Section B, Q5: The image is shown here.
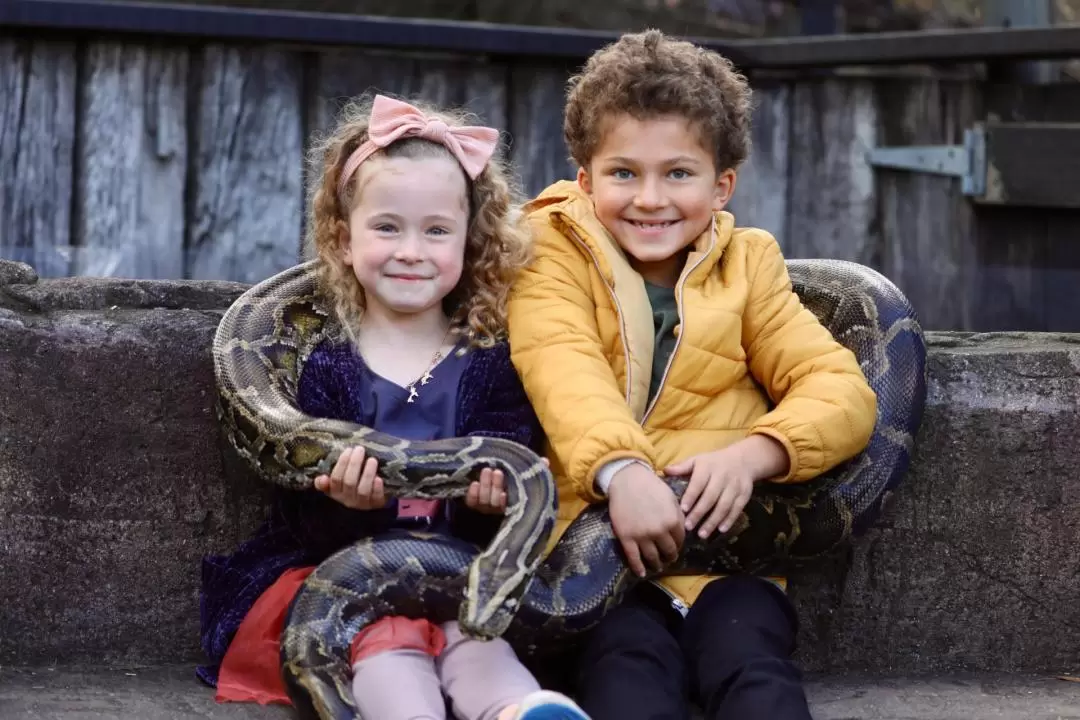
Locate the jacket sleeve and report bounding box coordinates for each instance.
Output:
[508,219,657,503]
[742,232,878,483]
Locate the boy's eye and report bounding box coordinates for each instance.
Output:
[669,169,691,180]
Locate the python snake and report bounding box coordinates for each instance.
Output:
[212,258,927,719]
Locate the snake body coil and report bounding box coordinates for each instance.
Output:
[212,258,927,719]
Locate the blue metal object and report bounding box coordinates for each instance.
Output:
[867,125,987,197]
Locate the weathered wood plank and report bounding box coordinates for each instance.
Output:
[508,61,579,198]
[75,42,187,279]
[876,77,980,332]
[785,79,879,266]
[0,38,76,277]
[1042,209,1080,331]
[729,81,791,248]
[187,45,304,283]
[981,122,1080,209]
[979,82,1080,332]
[310,49,507,137]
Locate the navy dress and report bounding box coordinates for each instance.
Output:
[198,338,544,686]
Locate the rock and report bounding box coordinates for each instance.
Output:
[0,259,39,286]
[0,277,268,667]
[1,276,249,312]
[790,332,1080,675]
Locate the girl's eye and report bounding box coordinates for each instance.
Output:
[374,224,396,233]
[669,169,690,180]
[428,226,450,236]
[612,169,634,180]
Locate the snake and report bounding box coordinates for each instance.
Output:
[211,257,927,719]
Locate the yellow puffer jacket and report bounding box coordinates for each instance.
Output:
[508,180,877,608]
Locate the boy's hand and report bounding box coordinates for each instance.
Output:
[608,463,685,578]
[665,434,789,538]
[465,468,507,515]
[315,446,387,510]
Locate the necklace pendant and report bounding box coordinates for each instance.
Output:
[407,386,418,403]
[419,370,433,386]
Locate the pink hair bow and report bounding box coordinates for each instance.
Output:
[337,94,500,197]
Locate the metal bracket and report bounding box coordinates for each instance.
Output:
[867,124,986,196]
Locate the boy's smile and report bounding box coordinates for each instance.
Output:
[578,114,735,287]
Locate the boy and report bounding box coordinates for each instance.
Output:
[507,30,877,720]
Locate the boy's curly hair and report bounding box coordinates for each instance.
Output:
[565,29,752,173]
[304,95,530,348]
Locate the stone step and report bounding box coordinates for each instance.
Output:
[2,667,1080,719]
[2,262,1080,675]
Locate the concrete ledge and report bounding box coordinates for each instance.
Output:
[789,332,1080,675]
[2,262,1079,674]
[2,668,1080,720]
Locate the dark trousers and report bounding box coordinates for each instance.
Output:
[574,575,813,720]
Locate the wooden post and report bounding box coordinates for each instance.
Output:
[508,61,579,198]
[984,0,1058,84]
[186,46,304,283]
[728,82,791,246]
[800,0,838,35]
[784,78,879,266]
[75,42,188,279]
[0,39,76,277]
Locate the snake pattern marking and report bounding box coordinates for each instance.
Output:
[212,258,927,719]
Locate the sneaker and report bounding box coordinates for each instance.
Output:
[513,690,590,720]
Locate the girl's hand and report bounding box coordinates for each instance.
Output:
[465,468,507,515]
[315,446,388,510]
[464,458,549,516]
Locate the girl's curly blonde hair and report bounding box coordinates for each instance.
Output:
[304,95,531,348]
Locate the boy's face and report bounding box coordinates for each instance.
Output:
[578,114,735,287]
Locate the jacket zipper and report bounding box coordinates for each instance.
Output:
[650,580,690,617]
[641,235,714,425]
[566,226,634,407]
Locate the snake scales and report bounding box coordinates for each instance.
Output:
[212,258,927,719]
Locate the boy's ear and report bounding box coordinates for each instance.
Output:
[576,166,593,195]
[712,168,737,212]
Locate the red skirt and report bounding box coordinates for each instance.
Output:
[215,566,447,705]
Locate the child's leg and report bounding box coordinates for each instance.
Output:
[680,575,812,720]
[436,621,543,720]
[352,647,447,720]
[572,585,688,720]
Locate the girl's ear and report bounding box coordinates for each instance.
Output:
[338,224,352,265]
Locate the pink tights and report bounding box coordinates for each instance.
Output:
[351,621,541,720]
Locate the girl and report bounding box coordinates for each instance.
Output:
[199,93,588,720]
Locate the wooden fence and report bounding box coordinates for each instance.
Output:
[3,19,1080,332]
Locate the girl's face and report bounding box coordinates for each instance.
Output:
[341,155,469,320]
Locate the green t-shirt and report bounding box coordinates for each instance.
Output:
[644,281,679,404]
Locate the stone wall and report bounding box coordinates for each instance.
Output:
[2,259,1079,675]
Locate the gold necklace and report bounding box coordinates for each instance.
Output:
[405,330,452,404]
